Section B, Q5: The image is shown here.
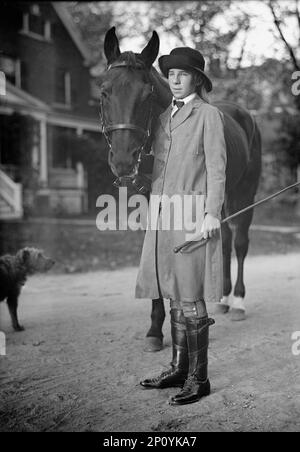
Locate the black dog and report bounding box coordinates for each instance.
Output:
[0,248,55,331]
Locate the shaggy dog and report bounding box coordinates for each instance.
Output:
[0,248,55,331]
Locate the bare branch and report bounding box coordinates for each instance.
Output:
[296,0,300,42]
[235,22,250,73]
[268,0,300,70]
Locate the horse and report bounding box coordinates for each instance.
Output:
[99,27,262,352]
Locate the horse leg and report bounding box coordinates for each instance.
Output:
[144,298,165,352]
[230,209,253,321]
[216,221,233,314]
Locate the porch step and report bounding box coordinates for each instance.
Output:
[0,196,17,220]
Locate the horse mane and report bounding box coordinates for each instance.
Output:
[107,52,146,87]
[118,51,140,68]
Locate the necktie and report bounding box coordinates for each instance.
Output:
[174,100,184,109]
[172,100,185,118]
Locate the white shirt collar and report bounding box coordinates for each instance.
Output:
[171,92,197,116]
[173,92,197,105]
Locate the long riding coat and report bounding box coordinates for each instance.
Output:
[135,95,227,303]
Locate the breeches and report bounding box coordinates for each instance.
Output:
[170,298,207,319]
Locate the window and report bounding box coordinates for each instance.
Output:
[51,126,77,169]
[20,61,28,91]
[0,56,21,88]
[55,69,71,106]
[28,14,44,36]
[0,56,16,85]
[21,11,51,41]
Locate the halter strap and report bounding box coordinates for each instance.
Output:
[99,58,154,181]
[105,123,149,138]
[107,60,146,71]
[99,60,153,147]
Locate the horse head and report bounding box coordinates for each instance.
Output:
[100,27,160,178]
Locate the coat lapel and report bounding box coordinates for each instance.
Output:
[159,104,172,137]
[170,96,204,131]
[158,96,205,134]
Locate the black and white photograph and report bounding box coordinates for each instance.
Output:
[0,0,299,434]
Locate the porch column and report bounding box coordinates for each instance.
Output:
[39,117,48,187]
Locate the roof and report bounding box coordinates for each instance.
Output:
[0,81,101,130]
[52,2,93,66]
[0,80,50,112]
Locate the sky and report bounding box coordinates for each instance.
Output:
[113,0,299,68]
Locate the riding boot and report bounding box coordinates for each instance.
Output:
[140,307,188,389]
[170,316,214,405]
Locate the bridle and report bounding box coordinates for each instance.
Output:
[99,60,154,187]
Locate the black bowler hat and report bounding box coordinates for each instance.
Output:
[158,47,213,92]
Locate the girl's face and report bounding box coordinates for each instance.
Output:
[168,68,197,99]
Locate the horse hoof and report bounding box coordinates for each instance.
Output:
[215,303,230,314]
[230,308,246,321]
[144,336,163,352]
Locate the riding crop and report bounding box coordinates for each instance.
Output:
[173,181,300,254]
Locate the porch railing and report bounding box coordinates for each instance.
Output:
[0,168,23,217]
[0,164,21,182]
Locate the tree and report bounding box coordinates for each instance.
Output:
[267,0,300,213]
[66,1,253,76]
[108,1,252,74]
[65,2,113,64]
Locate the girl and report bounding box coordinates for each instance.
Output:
[135,47,227,406]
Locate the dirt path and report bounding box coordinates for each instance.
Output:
[0,253,300,432]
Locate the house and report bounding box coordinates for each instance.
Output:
[0,1,104,218]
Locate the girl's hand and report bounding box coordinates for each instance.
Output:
[202,213,221,239]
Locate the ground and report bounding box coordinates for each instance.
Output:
[0,250,300,432]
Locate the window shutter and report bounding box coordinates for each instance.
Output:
[55,68,66,104]
[20,61,28,91]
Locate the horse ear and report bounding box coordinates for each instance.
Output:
[104,27,121,65]
[140,31,159,68]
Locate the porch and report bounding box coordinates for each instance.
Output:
[0,81,102,218]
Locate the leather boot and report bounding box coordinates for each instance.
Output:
[170,316,214,405]
[140,308,188,389]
